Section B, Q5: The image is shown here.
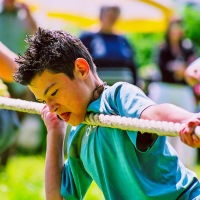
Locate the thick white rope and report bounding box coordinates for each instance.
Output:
[0,96,199,137]
[84,113,183,136]
[0,96,44,114]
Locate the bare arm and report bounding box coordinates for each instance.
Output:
[184,57,200,86]
[0,42,18,82]
[141,103,200,147]
[42,106,66,200]
[17,3,37,34]
[141,103,194,123]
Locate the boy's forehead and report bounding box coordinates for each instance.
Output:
[28,70,70,97]
[31,70,62,84]
[28,71,57,96]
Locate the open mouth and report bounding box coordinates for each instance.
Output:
[60,112,71,122]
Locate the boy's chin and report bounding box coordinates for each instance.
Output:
[67,118,84,126]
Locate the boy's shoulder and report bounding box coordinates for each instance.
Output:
[102,82,145,104]
[105,82,142,94]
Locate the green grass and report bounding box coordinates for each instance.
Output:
[0,155,45,200]
[0,155,104,200]
[0,155,200,200]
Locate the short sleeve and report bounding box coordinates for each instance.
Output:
[108,82,156,119]
[111,83,157,146]
[61,157,92,199]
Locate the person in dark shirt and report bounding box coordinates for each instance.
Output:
[148,18,198,167]
[79,5,138,86]
[157,19,196,84]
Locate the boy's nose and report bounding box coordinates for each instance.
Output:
[48,103,59,113]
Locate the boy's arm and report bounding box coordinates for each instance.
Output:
[0,42,18,82]
[141,103,200,148]
[42,106,67,200]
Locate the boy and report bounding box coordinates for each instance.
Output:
[12,28,200,200]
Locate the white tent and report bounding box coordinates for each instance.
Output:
[19,0,176,33]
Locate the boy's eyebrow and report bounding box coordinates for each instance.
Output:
[44,83,56,97]
[35,98,43,103]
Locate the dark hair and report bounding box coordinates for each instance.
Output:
[99,5,120,20]
[14,27,96,85]
[165,18,183,45]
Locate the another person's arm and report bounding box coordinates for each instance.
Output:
[41,105,66,200]
[17,3,37,34]
[0,42,18,82]
[141,103,200,148]
[184,58,200,86]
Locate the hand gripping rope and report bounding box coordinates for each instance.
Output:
[0,96,200,137]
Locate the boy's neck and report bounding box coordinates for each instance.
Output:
[93,82,107,100]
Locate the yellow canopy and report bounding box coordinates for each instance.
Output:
[18,0,176,33]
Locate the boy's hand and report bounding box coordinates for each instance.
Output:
[41,106,66,200]
[179,114,200,148]
[41,105,67,137]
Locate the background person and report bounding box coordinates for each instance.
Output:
[79,5,138,86]
[184,58,200,112]
[185,57,200,86]
[184,57,200,162]
[0,0,37,54]
[0,42,20,166]
[0,0,43,154]
[148,17,198,167]
[0,0,37,100]
[0,41,18,82]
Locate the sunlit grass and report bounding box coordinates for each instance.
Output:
[0,155,45,200]
[0,155,200,200]
[0,155,104,200]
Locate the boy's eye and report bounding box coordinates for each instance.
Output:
[36,99,46,104]
[51,89,58,96]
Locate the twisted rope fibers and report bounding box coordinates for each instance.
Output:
[0,96,199,137]
[0,96,44,114]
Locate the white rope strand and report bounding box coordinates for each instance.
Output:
[0,96,199,137]
[0,96,44,114]
[84,113,182,136]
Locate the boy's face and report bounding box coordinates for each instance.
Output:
[28,67,92,126]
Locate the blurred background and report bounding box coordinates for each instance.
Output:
[1,0,200,199]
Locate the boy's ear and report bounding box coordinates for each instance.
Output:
[74,58,90,79]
